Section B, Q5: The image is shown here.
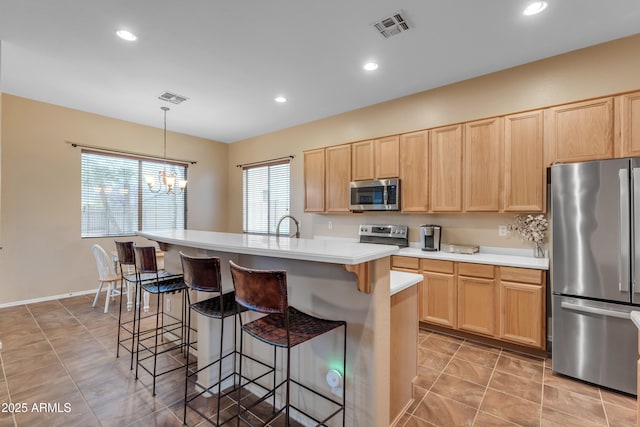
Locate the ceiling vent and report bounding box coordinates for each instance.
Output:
[158,91,188,104]
[372,11,411,39]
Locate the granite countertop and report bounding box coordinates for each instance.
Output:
[390,270,423,296]
[397,246,549,270]
[138,229,399,265]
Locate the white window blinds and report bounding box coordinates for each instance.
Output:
[81,150,186,237]
[243,160,290,235]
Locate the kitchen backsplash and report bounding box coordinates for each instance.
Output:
[308,212,545,250]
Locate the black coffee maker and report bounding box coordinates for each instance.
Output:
[420,224,441,251]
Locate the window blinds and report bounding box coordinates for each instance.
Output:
[81,150,186,237]
[243,161,290,235]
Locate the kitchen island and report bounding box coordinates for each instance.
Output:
[138,229,399,426]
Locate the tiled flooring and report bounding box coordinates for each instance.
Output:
[396,330,638,427]
[0,294,637,427]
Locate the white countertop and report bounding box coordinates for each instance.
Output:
[138,229,399,265]
[631,312,640,329]
[390,270,423,296]
[397,246,549,270]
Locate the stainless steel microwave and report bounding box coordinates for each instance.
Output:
[349,179,400,211]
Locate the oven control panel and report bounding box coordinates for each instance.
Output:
[358,224,408,246]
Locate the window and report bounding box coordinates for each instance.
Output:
[243,160,290,235]
[81,150,187,237]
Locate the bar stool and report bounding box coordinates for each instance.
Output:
[229,260,347,426]
[114,241,179,369]
[180,252,248,426]
[133,245,189,395]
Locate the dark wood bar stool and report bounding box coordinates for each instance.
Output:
[114,240,180,369]
[133,245,189,396]
[180,252,248,426]
[229,260,347,426]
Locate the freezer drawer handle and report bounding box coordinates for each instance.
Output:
[561,301,631,319]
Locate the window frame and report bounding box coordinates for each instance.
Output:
[242,159,291,236]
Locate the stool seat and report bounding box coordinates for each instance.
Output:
[191,291,248,318]
[141,277,187,294]
[243,306,345,348]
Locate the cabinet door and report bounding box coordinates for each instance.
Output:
[504,110,545,212]
[303,148,325,212]
[545,97,614,164]
[399,130,429,212]
[499,280,544,349]
[464,118,503,211]
[420,272,456,328]
[375,135,400,179]
[618,91,640,157]
[457,276,495,336]
[430,124,463,212]
[351,140,374,181]
[326,144,351,212]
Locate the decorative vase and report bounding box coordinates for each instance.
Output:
[533,241,545,258]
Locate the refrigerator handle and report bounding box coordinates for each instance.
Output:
[633,168,640,295]
[561,301,631,319]
[619,169,630,293]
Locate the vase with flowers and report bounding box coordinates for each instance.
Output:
[508,214,548,258]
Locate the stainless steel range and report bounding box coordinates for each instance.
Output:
[358,224,408,247]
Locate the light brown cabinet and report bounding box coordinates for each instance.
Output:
[351,136,400,181]
[393,256,546,350]
[351,140,374,181]
[430,124,463,212]
[399,130,429,212]
[498,267,545,349]
[375,135,400,179]
[503,110,545,212]
[420,259,456,328]
[303,148,325,212]
[325,144,351,213]
[545,97,614,165]
[464,118,503,211]
[618,91,640,158]
[457,263,496,336]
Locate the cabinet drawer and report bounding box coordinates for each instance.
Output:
[421,259,454,274]
[458,262,494,279]
[392,256,420,271]
[500,267,542,284]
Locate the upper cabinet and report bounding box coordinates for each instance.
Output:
[351,136,400,181]
[303,148,325,212]
[503,110,545,212]
[618,91,640,158]
[464,118,503,212]
[430,124,463,212]
[399,130,429,212]
[325,144,351,213]
[351,140,374,181]
[375,136,400,179]
[545,97,614,165]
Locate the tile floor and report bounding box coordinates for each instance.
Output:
[0,293,637,426]
[396,329,638,427]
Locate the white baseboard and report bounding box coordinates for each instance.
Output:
[0,288,98,309]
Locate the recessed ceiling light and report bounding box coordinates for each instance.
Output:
[116,29,137,41]
[523,1,548,16]
[364,62,379,71]
[275,96,287,103]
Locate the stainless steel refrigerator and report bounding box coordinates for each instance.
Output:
[552,157,640,395]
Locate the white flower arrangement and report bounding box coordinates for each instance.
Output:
[509,214,548,243]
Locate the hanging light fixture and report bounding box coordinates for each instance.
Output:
[145,106,187,194]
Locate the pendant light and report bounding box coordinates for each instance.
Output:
[145,106,187,194]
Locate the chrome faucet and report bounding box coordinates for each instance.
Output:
[275,215,300,238]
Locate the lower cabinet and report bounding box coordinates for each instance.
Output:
[392,256,547,350]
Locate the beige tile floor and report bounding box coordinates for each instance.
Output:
[396,330,637,427]
[0,294,637,426]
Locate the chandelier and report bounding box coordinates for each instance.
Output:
[145,106,187,194]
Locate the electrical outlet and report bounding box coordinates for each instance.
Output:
[498,225,508,237]
[328,221,333,230]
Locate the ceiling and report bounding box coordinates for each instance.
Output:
[0,1,639,143]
